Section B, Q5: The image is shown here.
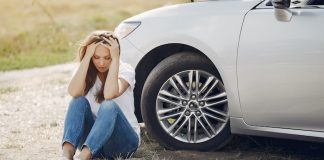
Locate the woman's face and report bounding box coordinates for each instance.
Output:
[92,44,111,73]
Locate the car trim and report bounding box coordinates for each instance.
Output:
[231,117,324,142]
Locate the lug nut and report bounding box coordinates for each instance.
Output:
[189,104,194,107]
[191,95,196,99]
[196,111,201,116]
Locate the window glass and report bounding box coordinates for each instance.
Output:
[266,0,324,6]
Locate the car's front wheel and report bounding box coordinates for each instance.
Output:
[141,52,231,151]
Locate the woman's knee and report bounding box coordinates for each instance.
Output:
[99,100,119,113]
[68,96,89,111]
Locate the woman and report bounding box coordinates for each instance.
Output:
[61,30,140,160]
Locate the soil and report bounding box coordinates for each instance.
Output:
[0,62,323,160]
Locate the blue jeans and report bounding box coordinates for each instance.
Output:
[62,96,139,159]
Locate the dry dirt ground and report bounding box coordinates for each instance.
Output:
[0,63,324,160]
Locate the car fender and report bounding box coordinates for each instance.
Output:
[119,0,263,118]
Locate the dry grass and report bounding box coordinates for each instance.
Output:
[0,0,187,71]
[0,86,19,95]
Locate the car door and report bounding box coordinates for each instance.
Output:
[237,1,324,131]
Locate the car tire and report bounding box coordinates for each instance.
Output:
[141,52,232,151]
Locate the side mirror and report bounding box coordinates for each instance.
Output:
[271,0,292,22]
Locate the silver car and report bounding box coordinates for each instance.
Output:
[114,0,324,150]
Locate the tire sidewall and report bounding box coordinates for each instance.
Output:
[141,52,231,151]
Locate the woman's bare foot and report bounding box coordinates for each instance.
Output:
[62,142,75,160]
[76,146,92,160]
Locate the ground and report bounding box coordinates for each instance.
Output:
[0,63,323,160]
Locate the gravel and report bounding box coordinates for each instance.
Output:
[1,62,323,160]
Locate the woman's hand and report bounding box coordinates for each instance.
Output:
[84,42,100,59]
[68,41,100,97]
[101,36,120,60]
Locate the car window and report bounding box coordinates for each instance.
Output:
[309,0,324,5]
[265,0,272,6]
[266,0,324,6]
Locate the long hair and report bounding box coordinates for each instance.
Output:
[78,30,118,103]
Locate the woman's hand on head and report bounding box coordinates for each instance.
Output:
[101,36,120,60]
[84,42,100,59]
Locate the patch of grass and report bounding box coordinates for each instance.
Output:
[0,49,74,71]
[0,87,19,95]
[0,20,76,71]
[4,143,23,149]
[0,0,187,71]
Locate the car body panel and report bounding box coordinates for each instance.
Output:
[116,0,324,144]
[119,0,262,118]
[237,6,324,132]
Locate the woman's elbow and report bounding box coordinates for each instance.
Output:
[104,92,119,100]
[68,87,83,97]
[68,91,80,97]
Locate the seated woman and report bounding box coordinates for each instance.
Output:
[61,30,140,160]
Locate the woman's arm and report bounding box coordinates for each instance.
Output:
[68,43,98,97]
[102,37,130,99]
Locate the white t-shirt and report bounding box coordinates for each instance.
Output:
[84,61,140,146]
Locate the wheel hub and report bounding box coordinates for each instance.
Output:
[188,101,199,111]
[156,70,229,143]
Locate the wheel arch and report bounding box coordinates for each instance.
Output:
[134,43,222,122]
